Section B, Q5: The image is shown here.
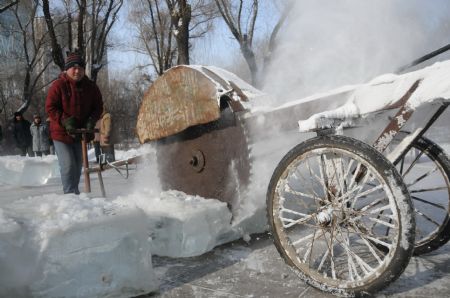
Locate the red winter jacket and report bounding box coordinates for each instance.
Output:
[45,73,103,143]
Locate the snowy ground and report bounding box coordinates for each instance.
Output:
[1,138,450,297]
[0,146,268,297]
[2,59,450,296]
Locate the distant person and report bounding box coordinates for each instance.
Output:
[30,114,50,157]
[99,109,116,162]
[45,52,103,194]
[12,111,33,156]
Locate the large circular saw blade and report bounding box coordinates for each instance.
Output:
[156,108,251,207]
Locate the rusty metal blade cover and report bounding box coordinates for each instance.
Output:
[136,66,221,143]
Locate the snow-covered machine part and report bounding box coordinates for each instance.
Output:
[136,65,264,143]
[135,60,450,210]
[297,60,450,133]
[137,65,267,207]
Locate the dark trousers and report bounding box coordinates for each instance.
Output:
[94,141,101,163]
[54,140,82,194]
[101,145,115,162]
[34,150,50,157]
[19,146,34,157]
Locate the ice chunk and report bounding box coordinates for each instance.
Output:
[0,194,158,297]
[116,190,233,257]
[0,155,59,186]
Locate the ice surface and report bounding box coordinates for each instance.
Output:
[114,189,234,257]
[0,155,59,187]
[0,148,264,296]
[0,193,158,297]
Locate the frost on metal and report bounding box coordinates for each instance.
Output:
[374,130,397,152]
[296,60,450,132]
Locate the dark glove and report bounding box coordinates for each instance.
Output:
[86,133,95,142]
[63,117,77,133]
[85,118,96,130]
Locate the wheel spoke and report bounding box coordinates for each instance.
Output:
[358,196,386,213]
[281,212,314,228]
[367,216,397,229]
[354,184,383,200]
[364,235,392,250]
[284,183,318,201]
[293,167,325,204]
[401,148,425,177]
[399,156,405,175]
[411,195,448,210]
[350,225,383,265]
[414,208,441,227]
[410,186,448,194]
[406,166,439,187]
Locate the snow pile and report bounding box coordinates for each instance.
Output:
[0,194,158,297]
[297,60,450,132]
[0,155,59,186]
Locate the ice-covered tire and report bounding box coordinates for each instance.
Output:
[390,132,450,255]
[267,135,415,297]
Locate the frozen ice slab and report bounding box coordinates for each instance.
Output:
[0,194,158,298]
[0,155,59,186]
[116,190,234,258]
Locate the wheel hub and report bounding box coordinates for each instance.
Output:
[317,207,333,226]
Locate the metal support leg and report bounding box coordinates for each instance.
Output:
[97,171,106,197]
[81,135,91,193]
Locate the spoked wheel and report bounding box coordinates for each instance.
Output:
[390,132,450,255]
[267,135,415,297]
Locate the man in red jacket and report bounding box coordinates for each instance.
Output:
[45,52,103,194]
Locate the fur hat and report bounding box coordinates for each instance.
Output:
[65,52,85,70]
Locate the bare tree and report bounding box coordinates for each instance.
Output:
[262,1,293,75]
[11,1,53,114]
[215,0,258,85]
[42,0,65,70]
[129,0,217,76]
[129,0,176,75]
[0,0,18,14]
[166,0,191,65]
[85,0,123,82]
[215,0,292,87]
[101,72,148,146]
[42,0,124,82]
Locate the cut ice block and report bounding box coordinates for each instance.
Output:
[0,194,158,298]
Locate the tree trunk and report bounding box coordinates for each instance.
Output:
[170,0,191,65]
[77,0,86,52]
[19,70,31,114]
[241,40,258,87]
[42,0,65,71]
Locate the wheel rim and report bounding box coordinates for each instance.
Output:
[271,147,402,288]
[395,142,450,248]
